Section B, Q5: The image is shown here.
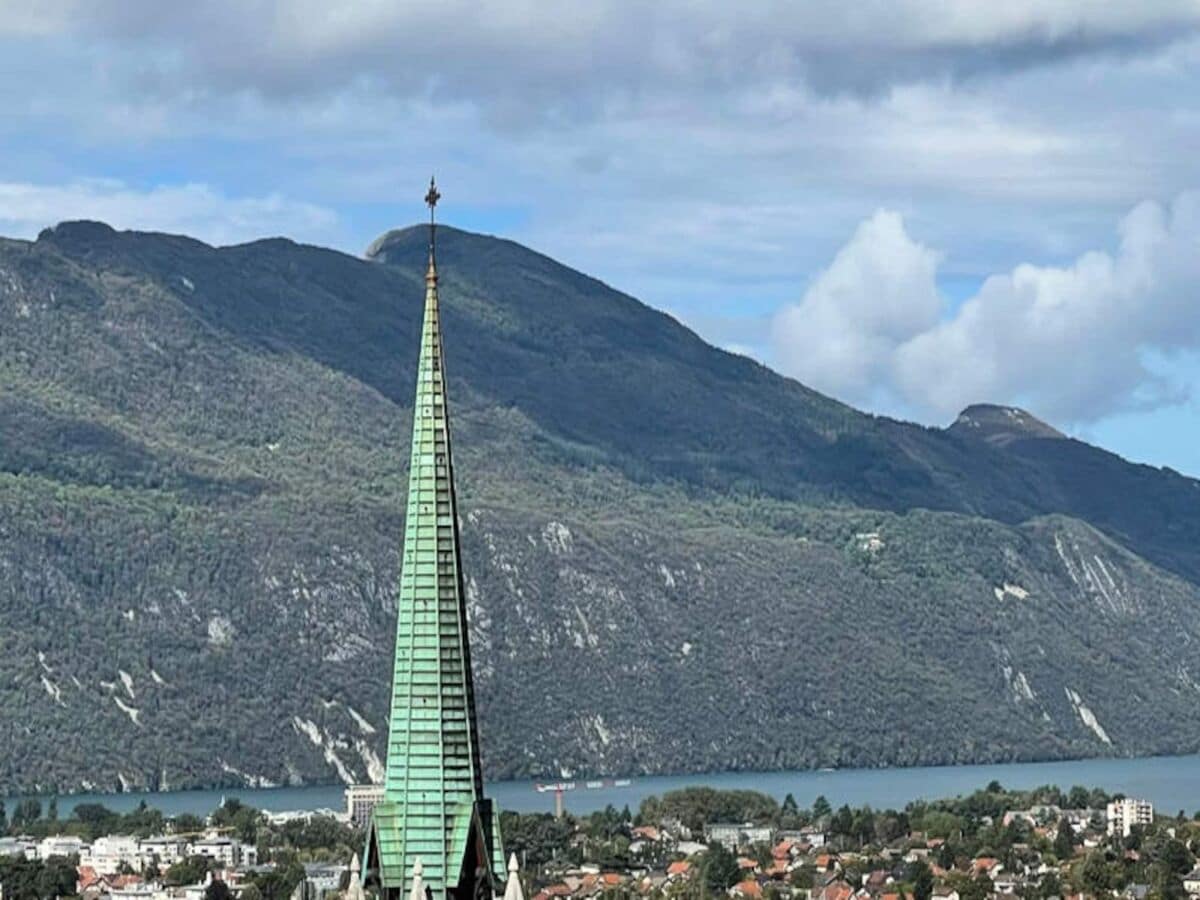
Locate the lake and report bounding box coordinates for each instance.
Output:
[9,753,1200,821]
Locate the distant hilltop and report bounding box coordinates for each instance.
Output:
[949,403,1066,447]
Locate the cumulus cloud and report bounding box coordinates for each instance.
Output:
[771,192,1200,425]
[771,211,941,407]
[0,180,339,247]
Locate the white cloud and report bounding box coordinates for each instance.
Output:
[770,192,1200,425]
[0,180,339,247]
[771,211,941,407]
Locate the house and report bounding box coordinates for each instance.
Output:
[812,878,854,900]
[631,826,661,842]
[667,861,693,880]
[732,881,763,899]
[815,854,840,874]
[1182,869,1200,898]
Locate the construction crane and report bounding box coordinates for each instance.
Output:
[534,778,634,818]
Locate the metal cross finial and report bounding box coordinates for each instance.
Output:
[424,176,441,266]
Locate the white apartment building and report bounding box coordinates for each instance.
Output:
[38,835,88,859]
[138,836,189,869]
[1107,798,1154,837]
[188,836,256,868]
[345,784,385,830]
[85,835,141,875]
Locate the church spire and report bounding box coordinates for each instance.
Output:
[363,181,504,900]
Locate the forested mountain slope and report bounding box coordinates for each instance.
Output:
[0,221,1196,793]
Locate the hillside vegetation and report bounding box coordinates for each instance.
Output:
[0,221,1198,794]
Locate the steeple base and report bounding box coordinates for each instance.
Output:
[363,799,505,900]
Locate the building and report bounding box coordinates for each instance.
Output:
[704,823,773,850]
[137,837,189,869]
[1106,799,1153,837]
[188,836,256,868]
[0,837,37,859]
[38,835,88,859]
[85,836,141,875]
[1181,868,1200,898]
[345,784,386,830]
[361,181,505,900]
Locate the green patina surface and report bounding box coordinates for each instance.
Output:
[366,239,504,899]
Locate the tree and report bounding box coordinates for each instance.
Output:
[205,880,234,900]
[46,799,57,823]
[1078,851,1111,896]
[172,814,205,833]
[1054,817,1075,861]
[703,843,741,894]
[910,861,934,900]
[165,856,211,886]
[813,796,832,821]
[0,801,7,833]
[782,794,798,816]
[1039,873,1061,900]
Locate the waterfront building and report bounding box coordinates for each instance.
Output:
[1106,798,1154,837]
[362,181,505,900]
[346,784,386,830]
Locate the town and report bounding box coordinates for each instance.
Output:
[1,783,1198,900]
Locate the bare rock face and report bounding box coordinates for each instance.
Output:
[1,221,1199,794]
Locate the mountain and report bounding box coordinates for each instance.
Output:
[0,220,1198,795]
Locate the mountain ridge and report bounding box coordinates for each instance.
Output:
[0,219,1197,794]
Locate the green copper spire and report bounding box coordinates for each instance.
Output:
[365,180,504,900]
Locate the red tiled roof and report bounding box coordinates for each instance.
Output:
[77,867,102,891]
[734,880,763,898]
[668,862,692,877]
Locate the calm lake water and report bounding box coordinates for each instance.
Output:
[10,754,1200,821]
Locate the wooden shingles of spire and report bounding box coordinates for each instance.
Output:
[365,183,504,900]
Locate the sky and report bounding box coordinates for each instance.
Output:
[1,2,1198,476]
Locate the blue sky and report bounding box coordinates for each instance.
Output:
[1,3,1198,476]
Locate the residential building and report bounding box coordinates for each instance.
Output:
[85,836,140,875]
[138,837,189,868]
[188,836,256,868]
[1107,799,1153,837]
[0,837,37,859]
[344,784,385,830]
[704,823,772,850]
[38,835,88,860]
[1182,868,1200,898]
